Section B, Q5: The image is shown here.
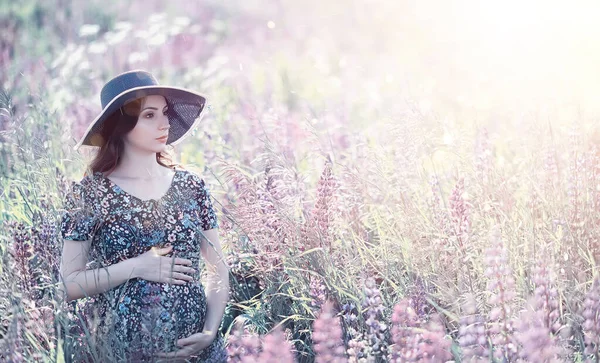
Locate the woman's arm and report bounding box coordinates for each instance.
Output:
[59,240,195,302]
[199,228,230,337]
[58,239,138,302]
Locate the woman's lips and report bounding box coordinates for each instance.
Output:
[156,136,168,143]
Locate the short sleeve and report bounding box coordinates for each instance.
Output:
[59,181,99,241]
[196,176,219,231]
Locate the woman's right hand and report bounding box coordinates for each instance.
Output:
[132,245,195,285]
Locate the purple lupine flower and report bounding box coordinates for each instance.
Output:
[389,299,452,362]
[257,327,295,362]
[418,315,453,362]
[30,215,60,300]
[458,294,488,361]
[409,277,431,319]
[227,320,261,363]
[341,302,368,362]
[458,315,488,362]
[531,261,563,334]
[7,221,36,295]
[389,299,420,362]
[346,338,368,363]
[515,299,565,362]
[341,302,358,325]
[309,276,327,311]
[361,277,388,359]
[582,277,600,359]
[449,177,470,252]
[313,301,347,363]
[484,227,518,361]
[305,162,339,250]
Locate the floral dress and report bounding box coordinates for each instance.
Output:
[60,169,228,362]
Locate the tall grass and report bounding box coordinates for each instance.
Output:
[3,1,600,362]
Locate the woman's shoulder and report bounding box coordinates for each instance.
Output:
[65,172,105,198]
[176,168,212,197]
[62,173,98,209]
[73,171,103,188]
[178,168,206,185]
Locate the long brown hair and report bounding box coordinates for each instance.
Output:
[87,96,182,176]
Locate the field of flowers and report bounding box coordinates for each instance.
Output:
[3,0,600,362]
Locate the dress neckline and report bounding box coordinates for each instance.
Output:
[95,169,180,203]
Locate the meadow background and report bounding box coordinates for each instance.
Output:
[3,0,600,361]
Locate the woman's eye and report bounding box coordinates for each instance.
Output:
[145,112,154,118]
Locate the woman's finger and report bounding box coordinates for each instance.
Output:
[173,257,193,266]
[171,265,196,274]
[156,348,192,359]
[166,276,187,285]
[171,272,193,282]
[160,257,191,270]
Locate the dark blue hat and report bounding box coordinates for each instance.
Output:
[75,70,207,150]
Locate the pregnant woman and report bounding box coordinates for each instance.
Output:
[58,70,229,362]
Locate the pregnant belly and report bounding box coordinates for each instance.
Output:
[103,279,208,357]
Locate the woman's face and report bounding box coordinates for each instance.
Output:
[123,95,170,153]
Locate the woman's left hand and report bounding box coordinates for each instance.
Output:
[155,330,216,362]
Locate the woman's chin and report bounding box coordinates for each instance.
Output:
[151,142,168,153]
[139,146,166,154]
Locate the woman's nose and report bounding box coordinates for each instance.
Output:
[159,117,170,131]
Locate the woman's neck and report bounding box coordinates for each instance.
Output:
[111,149,169,179]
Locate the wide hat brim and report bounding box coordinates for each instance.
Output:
[74,85,208,150]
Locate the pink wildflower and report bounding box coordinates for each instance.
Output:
[313,301,347,363]
[257,327,295,362]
